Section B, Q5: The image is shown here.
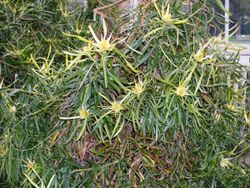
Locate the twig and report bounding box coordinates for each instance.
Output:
[94,0,128,20]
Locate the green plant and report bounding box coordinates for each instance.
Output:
[1,0,249,187]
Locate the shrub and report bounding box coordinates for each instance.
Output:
[0,0,249,187]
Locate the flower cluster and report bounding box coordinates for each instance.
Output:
[88,18,115,52]
[154,1,187,25]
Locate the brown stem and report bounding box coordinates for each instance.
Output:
[94,0,128,19]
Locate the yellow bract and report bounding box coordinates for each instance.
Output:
[9,105,16,113]
[79,108,90,119]
[24,159,36,170]
[245,113,250,126]
[226,103,237,112]
[133,82,144,96]
[154,2,187,25]
[220,157,231,168]
[175,85,188,97]
[162,13,173,23]
[96,39,114,51]
[88,18,115,52]
[213,35,222,44]
[111,102,124,113]
[194,50,205,63]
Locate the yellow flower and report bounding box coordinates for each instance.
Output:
[111,102,124,113]
[225,103,237,112]
[193,50,205,63]
[9,105,16,113]
[244,113,250,126]
[163,13,172,23]
[79,108,90,119]
[154,2,187,25]
[133,82,144,96]
[175,85,188,97]
[162,5,173,23]
[24,159,36,170]
[213,35,222,44]
[89,18,115,52]
[220,157,231,168]
[59,3,70,17]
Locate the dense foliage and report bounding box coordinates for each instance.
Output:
[0,0,249,187]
